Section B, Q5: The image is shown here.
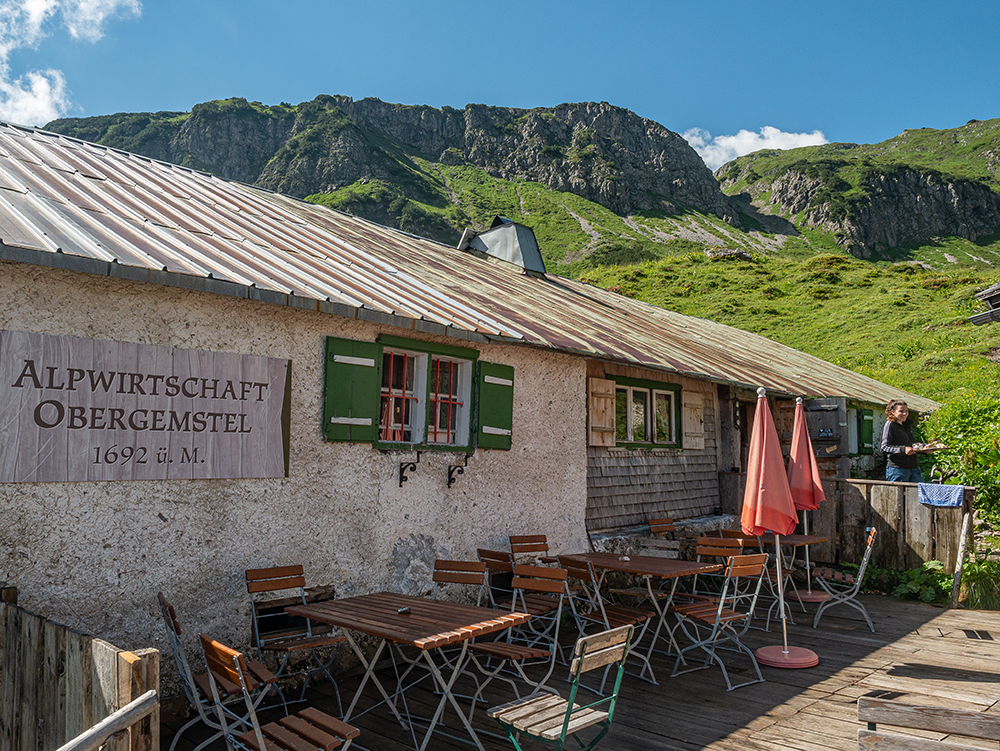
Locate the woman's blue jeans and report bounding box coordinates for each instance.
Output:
[886,466,923,483]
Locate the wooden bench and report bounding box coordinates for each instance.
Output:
[858,696,1000,751]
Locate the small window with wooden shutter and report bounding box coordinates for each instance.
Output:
[682,392,705,450]
[588,377,616,446]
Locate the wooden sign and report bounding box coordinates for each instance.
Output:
[0,330,290,482]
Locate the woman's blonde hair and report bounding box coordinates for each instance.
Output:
[885,399,909,422]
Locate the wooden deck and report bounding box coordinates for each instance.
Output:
[165,595,1000,751]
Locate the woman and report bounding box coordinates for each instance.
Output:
[881,399,922,483]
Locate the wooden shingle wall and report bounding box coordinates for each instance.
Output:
[585,363,719,531]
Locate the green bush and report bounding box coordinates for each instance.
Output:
[892,560,952,604]
[962,556,1000,610]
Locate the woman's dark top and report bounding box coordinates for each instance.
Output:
[881,420,918,469]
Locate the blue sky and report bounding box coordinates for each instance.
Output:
[2,0,998,169]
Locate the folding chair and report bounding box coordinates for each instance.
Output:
[812,527,877,632]
[158,592,277,751]
[509,534,558,565]
[488,625,633,751]
[465,565,567,716]
[245,566,346,711]
[670,552,769,691]
[199,634,359,751]
[431,559,487,606]
[478,548,516,609]
[558,556,655,685]
[636,517,681,560]
[678,537,745,600]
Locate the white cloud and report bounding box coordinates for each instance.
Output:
[684,126,829,171]
[0,0,140,126]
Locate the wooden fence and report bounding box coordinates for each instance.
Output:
[0,589,159,751]
[718,473,975,573]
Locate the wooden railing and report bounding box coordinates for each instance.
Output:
[719,473,975,573]
[56,690,158,751]
[0,589,159,751]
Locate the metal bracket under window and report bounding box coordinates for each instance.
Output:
[447,453,474,489]
[399,452,421,487]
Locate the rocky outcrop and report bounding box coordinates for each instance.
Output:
[725,162,1000,259]
[46,96,736,224]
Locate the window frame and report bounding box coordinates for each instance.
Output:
[608,374,682,449]
[375,335,477,452]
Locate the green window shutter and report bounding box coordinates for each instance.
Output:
[323,336,380,443]
[477,361,514,450]
[859,409,874,455]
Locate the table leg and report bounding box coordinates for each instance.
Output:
[417,642,485,751]
[341,633,408,728]
[643,576,683,661]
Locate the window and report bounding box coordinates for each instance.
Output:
[378,348,471,446]
[323,335,513,450]
[615,385,678,445]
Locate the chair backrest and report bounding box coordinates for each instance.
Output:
[158,592,209,713]
[570,624,633,677]
[199,634,268,751]
[858,696,1000,746]
[477,548,513,573]
[246,565,306,595]
[431,559,486,606]
[695,536,745,560]
[245,565,313,657]
[510,534,549,563]
[717,529,749,540]
[853,527,878,584]
[512,563,568,597]
[717,553,769,614]
[647,517,676,537]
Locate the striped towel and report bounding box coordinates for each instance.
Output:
[917,483,964,507]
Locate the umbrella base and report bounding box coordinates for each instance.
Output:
[755,645,819,669]
[789,590,831,603]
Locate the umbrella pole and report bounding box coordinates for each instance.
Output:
[755,531,819,669]
[802,511,813,595]
[776,533,789,653]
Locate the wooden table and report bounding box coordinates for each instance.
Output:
[288,592,529,751]
[559,553,723,669]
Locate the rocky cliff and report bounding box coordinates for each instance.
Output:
[717,119,1000,260]
[46,95,735,226]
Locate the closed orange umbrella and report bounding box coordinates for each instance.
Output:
[788,397,825,512]
[742,388,818,669]
[741,389,797,538]
[787,397,831,603]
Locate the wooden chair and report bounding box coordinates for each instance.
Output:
[465,565,568,717]
[678,537,745,601]
[199,634,359,751]
[430,559,487,606]
[245,566,346,710]
[813,527,877,632]
[670,553,769,691]
[638,517,681,559]
[857,696,1000,751]
[488,625,633,751]
[158,593,276,751]
[510,534,558,565]
[558,555,656,685]
[478,548,516,609]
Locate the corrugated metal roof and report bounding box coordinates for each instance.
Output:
[0,121,938,412]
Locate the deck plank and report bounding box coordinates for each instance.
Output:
[161,595,1000,751]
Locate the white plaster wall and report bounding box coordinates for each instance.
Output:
[0,261,589,676]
